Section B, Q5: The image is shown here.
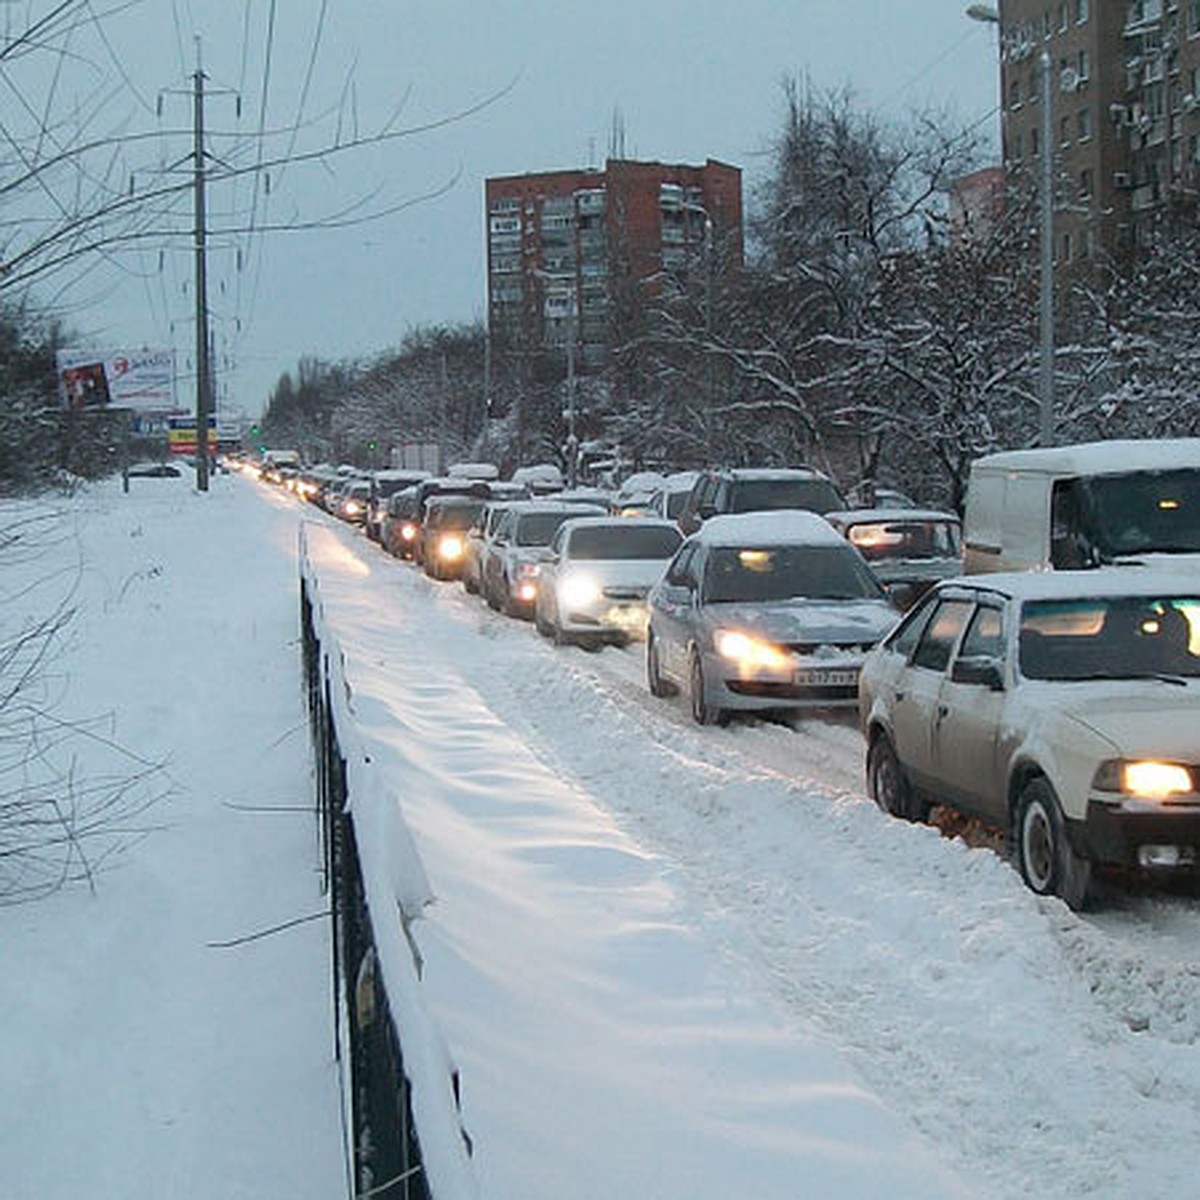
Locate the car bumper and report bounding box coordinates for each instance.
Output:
[705,654,862,711]
[1075,799,1200,872]
[562,600,650,641]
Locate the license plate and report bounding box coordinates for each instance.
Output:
[795,667,859,687]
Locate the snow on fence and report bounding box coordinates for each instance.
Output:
[300,526,477,1200]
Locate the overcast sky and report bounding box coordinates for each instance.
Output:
[21,2,1001,419]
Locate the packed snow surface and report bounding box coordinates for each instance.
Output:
[6,470,1200,1199]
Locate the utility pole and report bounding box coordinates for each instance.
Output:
[1038,47,1056,447]
[193,38,213,492]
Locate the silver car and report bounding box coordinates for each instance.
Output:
[534,516,683,648]
[646,511,898,724]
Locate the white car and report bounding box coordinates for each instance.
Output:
[858,570,1200,909]
[534,516,683,648]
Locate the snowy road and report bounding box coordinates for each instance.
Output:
[303,491,1200,1200]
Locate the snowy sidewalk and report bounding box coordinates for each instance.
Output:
[1,478,344,1200]
[303,517,972,1200]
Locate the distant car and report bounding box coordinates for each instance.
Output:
[676,467,848,536]
[334,480,372,524]
[644,471,699,524]
[534,516,683,648]
[858,571,1200,909]
[420,495,488,580]
[482,500,605,618]
[825,508,963,611]
[380,487,422,558]
[365,469,430,541]
[125,461,181,478]
[462,499,519,595]
[646,511,897,724]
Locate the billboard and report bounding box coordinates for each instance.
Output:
[56,348,175,413]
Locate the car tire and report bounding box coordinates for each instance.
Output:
[534,605,552,637]
[689,650,728,726]
[866,734,928,822]
[485,579,501,611]
[1014,778,1092,910]
[647,634,675,698]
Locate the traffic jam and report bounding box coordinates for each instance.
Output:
[249,437,1200,911]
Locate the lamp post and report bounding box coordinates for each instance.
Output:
[967,3,1055,446]
[531,266,580,487]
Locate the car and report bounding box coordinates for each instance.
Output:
[534,516,684,648]
[962,438,1200,574]
[481,499,605,618]
[420,495,488,580]
[676,466,848,536]
[462,499,520,595]
[380,486,422,558]
[858,571,1200,909]
[365,469,430,541]
[825,508,963,611]
[125,461,181,478]
[646,510,898,724]
[334,479,372,524]
[644,471,699,524]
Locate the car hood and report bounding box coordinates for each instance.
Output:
[1028,681,1200,757]
[704,598,898,646]
[564,559,670,591]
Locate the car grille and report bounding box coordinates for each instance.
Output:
[602,585,649,601]
[783,640,877,656]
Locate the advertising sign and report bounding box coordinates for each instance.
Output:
[56,348,175,413]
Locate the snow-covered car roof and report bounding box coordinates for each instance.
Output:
[939,568,1200,603]
[562,514,679,532]
[826,508,960,525]
[973,438,1200,476]
[721,466,834,481]
[693,510,846,547]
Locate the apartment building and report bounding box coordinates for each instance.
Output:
[485,158,743,370]
[997,0,1200,265]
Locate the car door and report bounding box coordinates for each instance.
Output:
[652,543,701,681]
[890,596,974,794]
[932,600,1009,823]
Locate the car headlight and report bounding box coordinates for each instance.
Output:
[1093,759,1195,798]
[401,522,417,541]
[345,500,361,516]
[438,534,465,561]
[561,572,601,608]
[713,628,793,674]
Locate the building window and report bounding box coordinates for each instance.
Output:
[1075,0,1088,21]
[1189,0,1200,35]
[1058,3,1069,31]
[1061,231,1072,263]
[1077,49,1090,82]
[1078,106,1092,140]
[1030,125,1040,156]
[1009,78,1022,108]
[1060,114,1072,145]
[1079,167,1093,197]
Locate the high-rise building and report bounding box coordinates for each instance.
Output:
[996,0,1200,265]
[485,158,743,370]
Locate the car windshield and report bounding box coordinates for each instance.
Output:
[428,502,484,530]
[568,525,683,560]
[515,511,577,546]
[1076,469,1200,558]
[703,544,884,604]
[846,519,961,562]
[1019,596,1200,680]
[729,477,845,515]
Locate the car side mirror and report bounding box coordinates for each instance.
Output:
[951,655,1004,690]
[697,503,716,521]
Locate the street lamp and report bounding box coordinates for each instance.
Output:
[530,266,580,487]
[967,3,1055,447]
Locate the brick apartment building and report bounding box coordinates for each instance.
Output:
[485,158,743,371]
[995,0,1200,266]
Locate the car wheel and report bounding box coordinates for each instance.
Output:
[867,734,928,822]
[647,633,675,698]
[485,579,501,611]
[1015,778,1092,910]
[689,650,728,726]
[534,604,552,637]
[464,570,478,595]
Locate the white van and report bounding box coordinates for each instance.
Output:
[963,438,1200,573]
